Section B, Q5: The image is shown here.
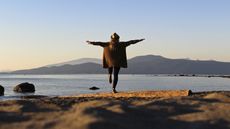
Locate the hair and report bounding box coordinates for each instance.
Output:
[110,33,120,43]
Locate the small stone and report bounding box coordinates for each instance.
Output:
[89,86,100,90]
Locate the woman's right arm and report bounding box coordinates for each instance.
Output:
[86,41,107,47]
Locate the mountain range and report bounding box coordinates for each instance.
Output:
[11,55,230,74]
[45,58,101,67]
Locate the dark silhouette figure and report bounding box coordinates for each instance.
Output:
[87,33,145,93]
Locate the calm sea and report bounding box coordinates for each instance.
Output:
[0,74,230,100]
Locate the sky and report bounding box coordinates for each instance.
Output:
[0,0,230,71]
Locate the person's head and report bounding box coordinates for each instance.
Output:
[110,33,120,43]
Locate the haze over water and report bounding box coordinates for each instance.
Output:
[0,74,230,100]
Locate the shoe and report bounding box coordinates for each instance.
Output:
[109,74,112,84]
[112,88,118,93]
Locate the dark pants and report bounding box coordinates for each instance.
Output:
[108,67,120,89]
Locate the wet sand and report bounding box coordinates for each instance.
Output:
[0,90,229,129]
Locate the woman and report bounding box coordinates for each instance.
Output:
[87,33,145,93]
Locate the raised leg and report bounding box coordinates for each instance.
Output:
[108,67,113,84]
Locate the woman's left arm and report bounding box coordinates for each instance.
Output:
[123,39,145,47]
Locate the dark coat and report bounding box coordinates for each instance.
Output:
[90,40,141,68]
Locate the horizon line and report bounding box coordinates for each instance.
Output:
[1,54,229,72]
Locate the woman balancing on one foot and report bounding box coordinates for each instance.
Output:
[87,33,145,93]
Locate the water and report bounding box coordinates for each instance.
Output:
[0,74,230,100]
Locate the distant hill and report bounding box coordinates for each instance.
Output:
[46,58,101,67]
[13,63,106,74]
[122,55,230,74]
[11,55,230,74]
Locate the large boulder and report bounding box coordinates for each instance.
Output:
[0,85,4,96]
[13,82,35,93]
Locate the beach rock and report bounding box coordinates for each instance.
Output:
[0,85,4,95]
[89,86,100,90]
[13,82,35,93]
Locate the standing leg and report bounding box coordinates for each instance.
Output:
[108,67,113,84]
[112,67,120,93]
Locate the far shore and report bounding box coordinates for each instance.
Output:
[0,73,230,78]
[0,90,229,129]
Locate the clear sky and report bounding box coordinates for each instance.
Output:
[0,0,230,71]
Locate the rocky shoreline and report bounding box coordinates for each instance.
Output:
[0,90,229,129]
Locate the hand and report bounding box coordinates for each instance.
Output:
[86,40,92,44]
[140,39,145,41]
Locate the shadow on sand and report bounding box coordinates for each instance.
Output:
[0,111,30,123]
[84,97,229,129]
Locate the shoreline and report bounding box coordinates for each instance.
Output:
[0,90,229,129]
[0,89,229,100]
[0,73,230,77]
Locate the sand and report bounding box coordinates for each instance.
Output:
[0,90,229,129]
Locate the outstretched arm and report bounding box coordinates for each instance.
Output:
[86,41,108,47]
[123,39,145,47]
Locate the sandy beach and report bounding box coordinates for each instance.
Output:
[0,90,229,129]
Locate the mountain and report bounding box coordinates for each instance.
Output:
[13,63,106,74]
[46,58,101,67]
[11,55,230,74]
[122,55,230,74]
